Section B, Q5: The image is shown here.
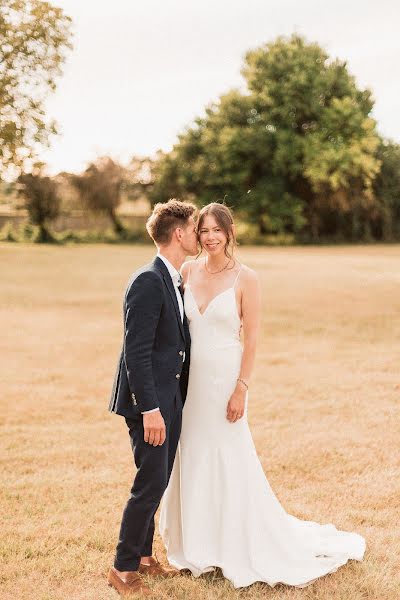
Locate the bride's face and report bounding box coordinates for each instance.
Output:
[198,214,228,257]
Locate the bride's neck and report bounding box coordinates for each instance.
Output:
[205,252,232,271]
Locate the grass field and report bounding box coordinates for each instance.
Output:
[1,243,399,600]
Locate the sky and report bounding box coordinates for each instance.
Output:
[41,0,400,175]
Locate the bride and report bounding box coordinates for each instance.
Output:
[159,202,366,589]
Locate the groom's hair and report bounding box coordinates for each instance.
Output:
[146,199,197,245]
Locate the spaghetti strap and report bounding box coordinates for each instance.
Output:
[233,265,242,288]
[186,261,192,284]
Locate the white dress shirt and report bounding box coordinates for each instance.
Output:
[142,253,184,414]
[157,253,184,322]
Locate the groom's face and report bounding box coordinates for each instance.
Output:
[180,216,198,256]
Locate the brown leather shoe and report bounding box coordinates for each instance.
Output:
[138,556,179,578]
[107,567,151,596]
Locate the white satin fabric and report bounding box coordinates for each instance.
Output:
[159,276,365,588]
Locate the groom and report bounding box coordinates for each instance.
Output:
[107,199,198,596]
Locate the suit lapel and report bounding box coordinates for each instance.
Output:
[154,257,185,341]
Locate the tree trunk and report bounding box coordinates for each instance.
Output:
[109,208,125,235]
[36,223,55,243]
[309,211,319,242]
[381,205,393,241]
[351,210,361,241]
[258,216,268,235]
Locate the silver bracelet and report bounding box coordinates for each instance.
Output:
[237,378,248,390]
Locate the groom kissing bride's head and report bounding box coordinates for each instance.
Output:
[145,198,199,260]
[145,198,237,262]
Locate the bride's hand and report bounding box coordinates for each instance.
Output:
[226,387,246,423]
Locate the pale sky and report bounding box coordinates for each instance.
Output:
[42,0,400,175]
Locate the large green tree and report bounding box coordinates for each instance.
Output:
[0,0,72,176]
[150,35,382,239]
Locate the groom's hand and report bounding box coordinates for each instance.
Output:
[143,410,166,446]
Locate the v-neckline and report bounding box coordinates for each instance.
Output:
[186,283,235,317]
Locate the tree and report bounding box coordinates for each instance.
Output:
[372,141,400,240]
[243,35,381,239]
[0,0,72,176]
[125,155,156,202]
[149,35,381,240]
[72,157,126,235]
[17,172,61,241]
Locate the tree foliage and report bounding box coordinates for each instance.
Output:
[71,157,125,235]
[149,35,383,240]
[0,0,72,176]
[17,171,61,241]
[372,140,400,240]
[125,156,155,202]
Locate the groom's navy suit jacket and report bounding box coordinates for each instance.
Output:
[108,256,191,419]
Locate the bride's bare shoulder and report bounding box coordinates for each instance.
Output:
[237,263,259,284]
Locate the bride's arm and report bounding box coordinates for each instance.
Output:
[238,268,262,383]
[227,267,261,422]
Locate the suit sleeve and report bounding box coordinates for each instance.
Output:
[123,272,163,412]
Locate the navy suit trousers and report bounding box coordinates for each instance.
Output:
[113,390,182,571]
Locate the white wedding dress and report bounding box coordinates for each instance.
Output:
[159,266,365,589]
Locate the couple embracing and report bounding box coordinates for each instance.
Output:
[107,199,365,596]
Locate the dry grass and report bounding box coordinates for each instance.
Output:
[1,243,399,600]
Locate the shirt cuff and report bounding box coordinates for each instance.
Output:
[141,407,160,414]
